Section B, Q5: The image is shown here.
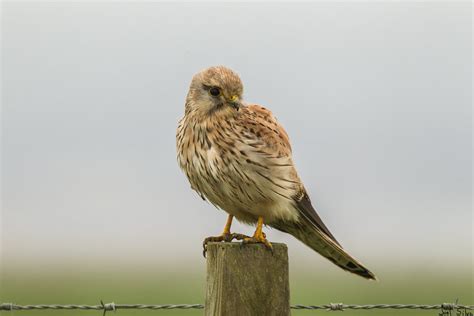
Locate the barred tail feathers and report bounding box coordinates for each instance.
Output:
[272,192,377,280]
[284,216,376,280]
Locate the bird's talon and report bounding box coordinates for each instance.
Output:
[230,233,250,241]
[241,236,273,252]
[202,232,250,257]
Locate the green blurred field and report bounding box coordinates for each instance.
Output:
[1,259,472,316]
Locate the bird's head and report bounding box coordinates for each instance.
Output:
[185,66,244,117]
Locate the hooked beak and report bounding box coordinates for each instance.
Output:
[228,95,241,111]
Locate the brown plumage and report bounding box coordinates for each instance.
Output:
[176,65,376,280]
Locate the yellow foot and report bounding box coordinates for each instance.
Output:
[241,216,273,253]
[202,233,249,257]
[242,231,273,253]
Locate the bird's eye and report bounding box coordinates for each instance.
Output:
[209,87,220,96]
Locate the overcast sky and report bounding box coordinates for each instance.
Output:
[1,2,471,271]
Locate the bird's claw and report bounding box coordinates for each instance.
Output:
[241,232,273,254]
[202,233,250,257]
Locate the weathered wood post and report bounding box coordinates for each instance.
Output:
[205,242,290,316]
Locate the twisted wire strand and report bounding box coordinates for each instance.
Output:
[1,302,473,312]
[292,303,474,310]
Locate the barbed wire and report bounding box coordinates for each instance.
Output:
[0,302,473,313]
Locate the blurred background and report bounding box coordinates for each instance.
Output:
[1,1,472,315]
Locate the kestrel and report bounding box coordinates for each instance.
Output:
[176,66,376,280]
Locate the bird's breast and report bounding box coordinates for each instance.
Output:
[176,116,300,223]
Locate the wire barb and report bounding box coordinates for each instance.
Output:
[100,300,116,316]
[0,303,13,311]
[328,303,344,311]
[441,303,455,310]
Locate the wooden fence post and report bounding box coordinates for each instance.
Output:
[205,242,290,316]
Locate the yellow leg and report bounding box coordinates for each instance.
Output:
[254,216,264,239]
[242,216,273,251]
[222,215,233,235]
[202,215,249,257]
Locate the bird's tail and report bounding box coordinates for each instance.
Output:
[273,215,377,280]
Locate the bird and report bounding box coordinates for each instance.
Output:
[176,65,376,280]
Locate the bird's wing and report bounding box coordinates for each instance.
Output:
[240,104,340,244]
[294,190,341,246]
[239,104,293,157]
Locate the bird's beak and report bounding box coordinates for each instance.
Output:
[228,95,241,111]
